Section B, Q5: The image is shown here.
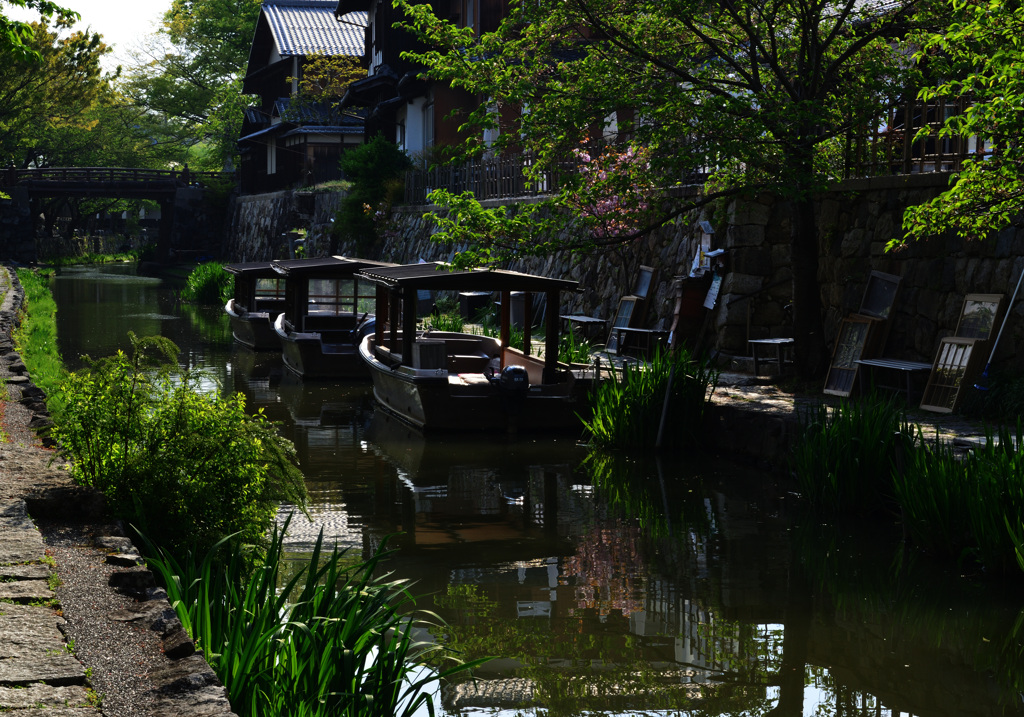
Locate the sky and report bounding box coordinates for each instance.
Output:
[5,0,170,68]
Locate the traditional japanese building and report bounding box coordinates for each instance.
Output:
[240,0,368,194]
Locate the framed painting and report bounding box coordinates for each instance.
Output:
[824,316,875,396]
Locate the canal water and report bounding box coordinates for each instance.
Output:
[51,264,1024,717]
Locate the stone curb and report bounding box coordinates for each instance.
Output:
[0,264,236,716]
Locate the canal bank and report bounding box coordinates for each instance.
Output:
[0,262,1006,716]
[0,265,235,717]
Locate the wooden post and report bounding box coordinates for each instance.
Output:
[544,289,559,384]
[500,290,511,367]
[402,288,416,362]
[388,286,400,352]
[522,292,532,356]
[375,284,388,349]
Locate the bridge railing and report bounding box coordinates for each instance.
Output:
[1,166,235,188]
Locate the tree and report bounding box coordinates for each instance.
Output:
[336,134,413,253]
[400,0,942,376]
[118,0,262,170]
[0,0,76,60]
[0,17,108,167]
[901,0,1024,245]
[285,53,365,124]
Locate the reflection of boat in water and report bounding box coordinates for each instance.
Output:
[357,262,598,433]
[276,369,375,428]
[271,256,392,379]
[223,262,284,350]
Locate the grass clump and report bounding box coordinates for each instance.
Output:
[51,333,307,556]
[146,516,484,717]
[583,347,718,450]
[13,268,67,413]
[792,393,913,515]
[180,261,231,305]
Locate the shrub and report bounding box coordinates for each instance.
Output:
[335,134,412,251]
[180,261,232,305]
[583,347,719,450]
[52,333,306,555]
[145,516,484,717]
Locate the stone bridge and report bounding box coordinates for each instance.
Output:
[0,166,235,263]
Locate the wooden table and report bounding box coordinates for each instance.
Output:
[854,358,933,401]
[608,326,669,357]
[560,315,608,343]
[749,338,795,375]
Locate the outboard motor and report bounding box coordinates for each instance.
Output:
[355,316,376,342]
[498,364,530,416]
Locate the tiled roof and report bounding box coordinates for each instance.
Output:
[263,0,366,57]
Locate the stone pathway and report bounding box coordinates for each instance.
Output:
[0,266,234,717]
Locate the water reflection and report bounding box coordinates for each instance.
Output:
[49,264,1024,717]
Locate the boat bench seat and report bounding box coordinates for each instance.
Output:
[318,330,354,345]
[447,353,491,373]
[448,372,494,395]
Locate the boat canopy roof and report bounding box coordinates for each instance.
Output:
[357,262,579,293]
[272,255,394,277]
[223,261,279,277]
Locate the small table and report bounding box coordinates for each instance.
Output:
[608,326,669,357]
[854,358,933,401]
[560,315,607,343]
[749,338,795,375]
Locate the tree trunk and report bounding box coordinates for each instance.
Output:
[788,144,829,379]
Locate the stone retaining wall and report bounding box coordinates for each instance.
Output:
[230,173,1024,375]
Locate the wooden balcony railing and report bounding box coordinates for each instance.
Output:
[405,97,986,204]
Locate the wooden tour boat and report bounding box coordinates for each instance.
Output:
[223,262,286,350]
[271,256,393,379]
[356,262,598,433]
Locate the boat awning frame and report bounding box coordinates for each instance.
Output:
[357,262,580,293]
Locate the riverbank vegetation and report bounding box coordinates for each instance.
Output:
[583,347,718,450]
[147,517,481,717]
[794,395,1024,577]
[12,268,66,411]
[52,332,306,555]
[13,272,478,714]
[180,261,231,304]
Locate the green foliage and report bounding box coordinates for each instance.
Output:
[336,135,413,250]
[558,331,592,365]
[424,311,463,333]
[0,0,76,61]
[145,516,484,716]
[900,0,1024,245]
[52,333,307,555]
[583,347,719,451]
[0,17,108,168]
[792,394,913,514]
[180,261,232,305]
[117,0,262,169]
[12,268,66,413]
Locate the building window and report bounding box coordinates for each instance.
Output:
[423,101,434,151]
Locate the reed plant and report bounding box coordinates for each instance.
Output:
[895,422,1024,574]
[582,347,718,450]
[558,331,592,364]
[791,394,913,515]
[180,261,232,305]
[425,311,464,333]
[12,268,67,413]
[145,516,482,716]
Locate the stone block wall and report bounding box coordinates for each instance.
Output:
[230,173,1024,376]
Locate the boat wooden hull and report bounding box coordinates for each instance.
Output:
[275,314,369,379]
[359,334,591,433]
[225,301,280,350]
